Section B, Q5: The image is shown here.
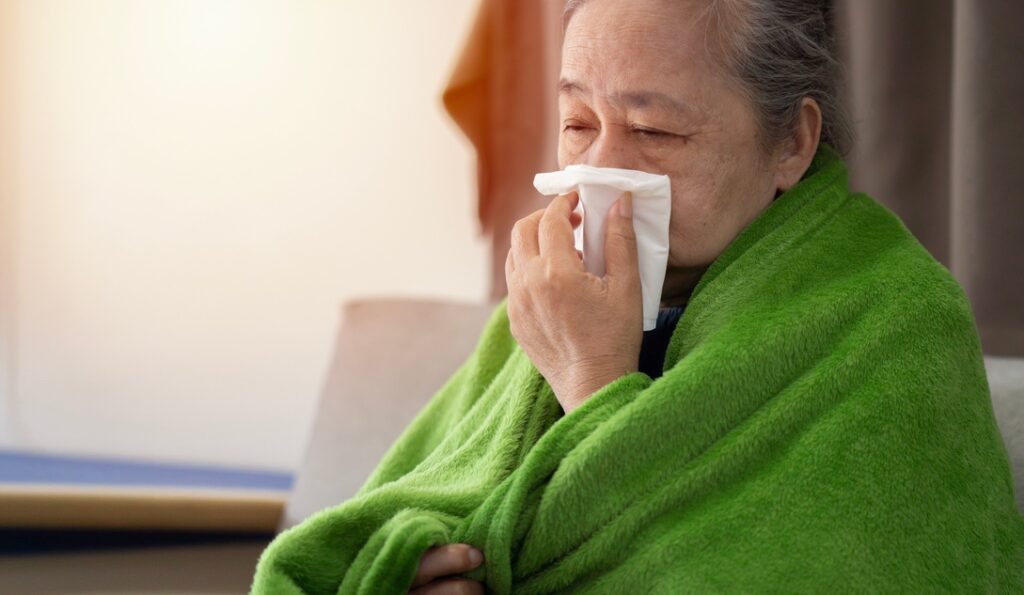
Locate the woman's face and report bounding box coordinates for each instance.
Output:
[559,0,781,298]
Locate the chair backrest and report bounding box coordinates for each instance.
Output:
[282,298,498,528]
[285,298,1024,528]
[987,356,1024,513]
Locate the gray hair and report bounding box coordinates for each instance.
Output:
[563,0,852,156]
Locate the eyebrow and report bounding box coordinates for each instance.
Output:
[558,78,693,115]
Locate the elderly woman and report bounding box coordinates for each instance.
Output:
[253,0,1024,593]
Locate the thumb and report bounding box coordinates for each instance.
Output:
[603,192,639,285]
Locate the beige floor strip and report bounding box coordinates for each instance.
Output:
[0,484,287,531]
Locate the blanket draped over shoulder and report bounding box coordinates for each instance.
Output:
[252,145,1024,594]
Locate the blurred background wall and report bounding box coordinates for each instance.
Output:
[0,0,488,470]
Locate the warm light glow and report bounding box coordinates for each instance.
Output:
[0,0,487,469]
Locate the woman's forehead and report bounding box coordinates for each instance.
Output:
[560,36,717,115]
[561,1,716,89]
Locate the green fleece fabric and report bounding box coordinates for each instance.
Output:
[252,145,1024,593]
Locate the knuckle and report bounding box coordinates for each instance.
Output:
[613,219,636,237]
[541,264,568,292]
[540,262,556,282]
[612,227,637,244]
[510,221,525,245]
[524,257,543,280]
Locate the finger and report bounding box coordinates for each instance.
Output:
[408,578,485,595]
[538,192,580,262]
[411,544,484,588]
[510,209,545,260]
[569,210,582,229]
[603,192,640,286]
[575,248,583,260]
[411,544,481,587]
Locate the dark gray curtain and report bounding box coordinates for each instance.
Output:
[838,0,1024,357]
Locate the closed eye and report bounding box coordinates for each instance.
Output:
[632,127,669,138]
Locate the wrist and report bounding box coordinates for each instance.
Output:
[557,362,637,414]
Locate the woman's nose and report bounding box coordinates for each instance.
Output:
[585,128,638,170]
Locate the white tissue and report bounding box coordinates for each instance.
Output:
[533,164,672,331]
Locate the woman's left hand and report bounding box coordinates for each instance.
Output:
[505,191,644,415]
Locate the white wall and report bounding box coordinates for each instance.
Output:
[0,0,488,471]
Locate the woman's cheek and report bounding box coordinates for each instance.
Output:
[558,136,590,165]
[666,184,722,267]
[557,144,576,168]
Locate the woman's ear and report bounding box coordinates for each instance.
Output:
[774,97,823,192]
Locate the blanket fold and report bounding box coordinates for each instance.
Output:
[252,145,1024,594]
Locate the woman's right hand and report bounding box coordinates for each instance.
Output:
[407,543,485,594]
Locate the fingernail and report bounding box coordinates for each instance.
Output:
[618,193,632,218]
[468,547,484,566]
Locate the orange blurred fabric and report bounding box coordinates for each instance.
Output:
[442,0,563,299]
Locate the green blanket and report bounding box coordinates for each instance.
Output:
[252,145,1024,593]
